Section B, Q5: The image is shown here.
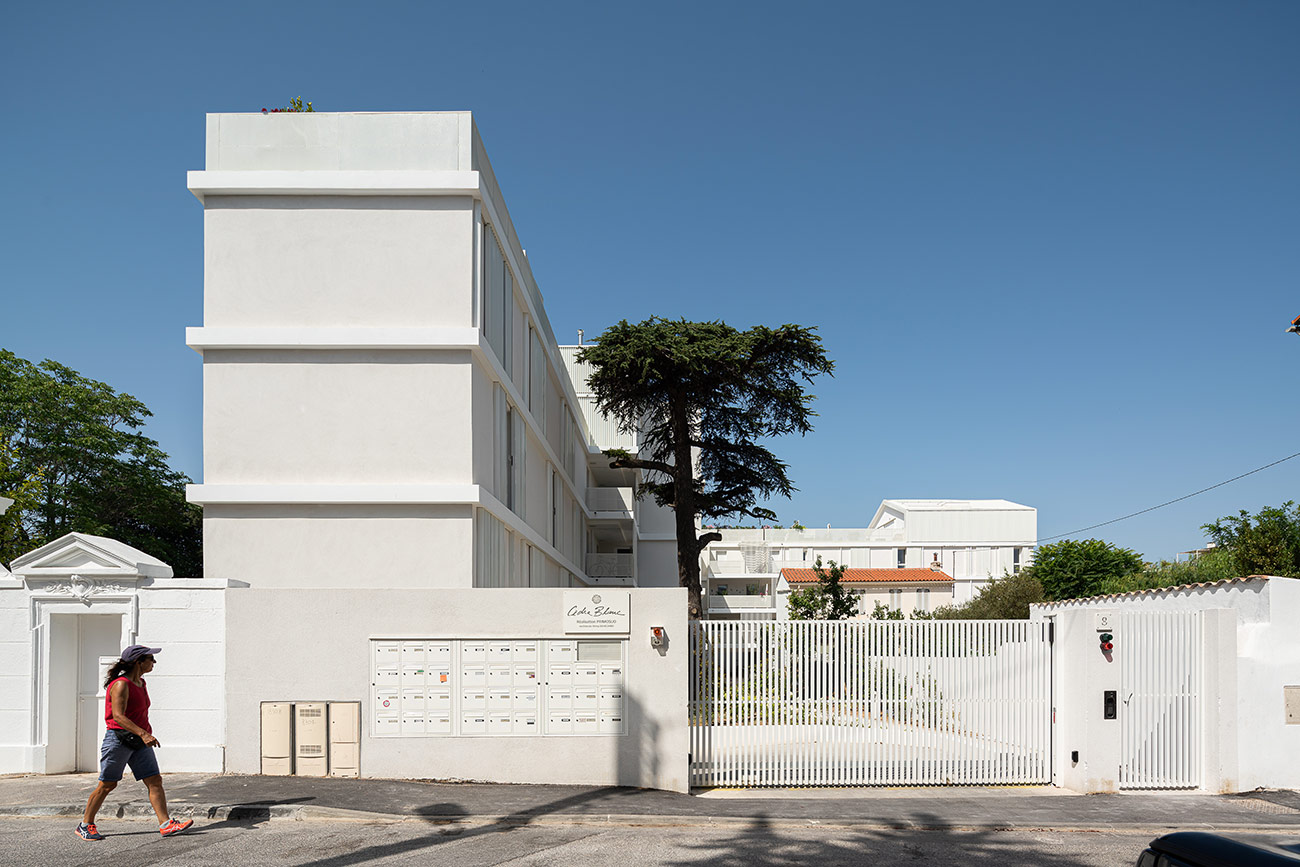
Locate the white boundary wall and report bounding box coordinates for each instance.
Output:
[0,534,228,774]
[225,587,689,792]
[1033,577,1300,792]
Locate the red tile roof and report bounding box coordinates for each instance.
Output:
[781,567,954,584]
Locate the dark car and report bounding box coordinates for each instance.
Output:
[1138,831,1300,867]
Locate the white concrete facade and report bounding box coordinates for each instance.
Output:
[1031,576,1300,792]
[0,534,231,774]
[177,112,685,787]
[701,499,1036,619]
[188,112,672,592]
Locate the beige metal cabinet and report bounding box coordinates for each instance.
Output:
[328,702,360,778]
[260,702,294,776]
[294,702,328,776]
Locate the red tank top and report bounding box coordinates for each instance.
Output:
[105,676,151,734]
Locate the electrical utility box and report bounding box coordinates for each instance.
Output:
[294,702,329,776]
[260,702,294,776]
[328,702,361,777]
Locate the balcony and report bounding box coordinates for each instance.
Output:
[587,487,633,519]
[706,594,777,615]
[584,552,634,586]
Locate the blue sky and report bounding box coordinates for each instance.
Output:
[2,2,1297,560]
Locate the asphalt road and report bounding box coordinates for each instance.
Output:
[0,814,1197,867]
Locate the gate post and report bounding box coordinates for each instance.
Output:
[1201,608,1238,793]
[1055,608,1122,793]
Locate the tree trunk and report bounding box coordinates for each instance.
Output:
[669,394,705,619]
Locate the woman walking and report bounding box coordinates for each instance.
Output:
[75,644,194,840]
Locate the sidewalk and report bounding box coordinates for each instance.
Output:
[2,773,1300,833]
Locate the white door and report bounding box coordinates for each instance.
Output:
[75,616,123,771]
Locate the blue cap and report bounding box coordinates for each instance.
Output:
[122,645,161,662]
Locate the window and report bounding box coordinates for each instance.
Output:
[1013,547,1022,574]
[889,588,902,608]
[524,323,535,408]
[550,467,559,546]
[916,588,931,612]
[896,548,906,569]
[505,408,516,511]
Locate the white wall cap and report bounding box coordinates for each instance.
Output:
[879,498,1035,512]
[187,483,482,505]
[141,577,247,590]
[187,170,480,203]
[186,326,481,353]
[0,496,12,515]
[9,532,173,579]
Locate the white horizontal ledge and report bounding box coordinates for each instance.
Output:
[187,326,482,353]
[187,170,481,202]
[188,483,482,505]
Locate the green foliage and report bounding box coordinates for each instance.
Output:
[0,350,202,575]
[1025,538,1143,601]
[870,601,904,620]
[577,317,833,617]
[923,571,1046,620]
[263,97,314,113]
[1095,548,1240,596]
[1204,502,1300,578]
[785,558,859,620]
[0,441,43,559]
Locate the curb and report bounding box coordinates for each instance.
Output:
[3,803,1300,834]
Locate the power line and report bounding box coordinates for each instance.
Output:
[1036,449,1300,544]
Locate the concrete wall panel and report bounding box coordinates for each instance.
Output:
[203,505,474,588]
[225,588,689,791]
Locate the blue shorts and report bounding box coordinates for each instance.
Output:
[99,729,160,783]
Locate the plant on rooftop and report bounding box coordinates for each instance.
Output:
[262,96,314,113]
[578,317,833,619]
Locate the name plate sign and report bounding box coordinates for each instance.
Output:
[563,591,630,634]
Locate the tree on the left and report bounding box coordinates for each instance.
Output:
[0,350,201,575]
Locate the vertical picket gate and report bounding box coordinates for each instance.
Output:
[1118,610,1202,789]
[689,620,1053,787]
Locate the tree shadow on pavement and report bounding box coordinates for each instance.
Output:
[659,812,1139,867]
[297,786,642,867]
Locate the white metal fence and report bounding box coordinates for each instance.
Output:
[1119,610,1202,790]
[689,620,1052,787]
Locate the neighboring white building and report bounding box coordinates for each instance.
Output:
[701,498,1036,619]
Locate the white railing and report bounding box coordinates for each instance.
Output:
[585,553,634,579]
[1119,610,1202,790]
[689,619,1052,787]
[577,400,636,452]
[706,596,776,611]
[587,487,633,515]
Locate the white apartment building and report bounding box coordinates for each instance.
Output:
[702,498,1036,619]
[186,111,673,593]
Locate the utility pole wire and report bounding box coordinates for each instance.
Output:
[1037,450,1300,544]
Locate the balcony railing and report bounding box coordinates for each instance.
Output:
[585,553,634,580]
[587,487,633,517]
[706,595,777,612]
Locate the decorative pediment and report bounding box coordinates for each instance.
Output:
[10,532,173,581]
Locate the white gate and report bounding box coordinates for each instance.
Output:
[689,620,1053,787]
[1119,610,1202,789]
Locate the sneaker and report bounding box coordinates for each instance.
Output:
[75,822,104,841]
[159,817,193,837]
